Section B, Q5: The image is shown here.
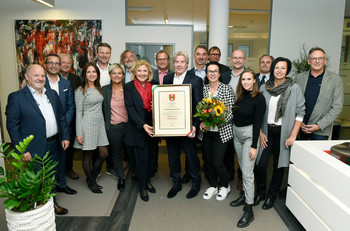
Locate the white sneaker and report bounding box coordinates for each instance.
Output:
[203,187,218,200]
[216,185,231,201]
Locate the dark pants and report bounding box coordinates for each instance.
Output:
[134,135,157,189]
[65,121,76,172]
[106,123,127,179]
[44,136,59,202]
[202,132,229,188]
[166,137,201,188]
[255,125,284,198]
[56,148,67,188]
[299,132,328,140]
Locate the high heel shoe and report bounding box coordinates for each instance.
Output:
[86,178,103,193]
[86,178,103,189]
[146,182,156,193]
[140,188,149,201]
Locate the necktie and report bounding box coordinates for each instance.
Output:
[261,75,266,85]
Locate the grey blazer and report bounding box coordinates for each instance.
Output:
[257,83,305,168]
[294,70,343,137]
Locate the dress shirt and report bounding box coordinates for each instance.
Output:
[158,69,169,85]
[47,75,60,95]
[28,86,58,137]
[194,66,206,80]
[97,63,110,87]
[173,71,187,84]
[125,69,132,84]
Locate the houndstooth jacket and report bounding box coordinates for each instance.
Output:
[200,82,235,143]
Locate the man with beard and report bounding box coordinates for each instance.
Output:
[44,54,77,196]
[96,43,112,87]
[120,49,137,84]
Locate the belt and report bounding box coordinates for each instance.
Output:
[46,134,58,141]
[268,124,281,128]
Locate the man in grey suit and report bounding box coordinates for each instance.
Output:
[295,47,343,140]
[153,50,173,85]
[256,54,274,88]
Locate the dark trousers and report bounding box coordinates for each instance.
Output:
[106,123,127,179]
[134,135,157,189]
[44,136,59,201]
[166,137,201,188]
[56,148,67,188]
[299,132,328,140]
[255,125,284,198]
[202,132,229,188]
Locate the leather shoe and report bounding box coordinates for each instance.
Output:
[140,188,149,202]
[230,192,245,207]
[237,178,243,190]
[186,187,200,199]
[54,204,68,215]
[131,175,137,181]
[117,179,125,192]
[57,186,77,195]
[262,197,275,210]
[253,194,266,206]
[66,170,79,180]
[146,182,156,193]
[181,173,191,184]
[167,185,182,198]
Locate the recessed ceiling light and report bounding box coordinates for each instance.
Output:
[32,0,55,8]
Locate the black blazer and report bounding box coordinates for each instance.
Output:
[123,81,151,148]
[67,73,82,92]
[163,71,203,129]
[153,69,174,84]
[102,83,113,131]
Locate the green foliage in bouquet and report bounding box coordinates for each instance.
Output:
[194,96,228,129]
[0,135,57,212]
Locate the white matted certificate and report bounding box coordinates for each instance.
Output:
[152,84,192,137]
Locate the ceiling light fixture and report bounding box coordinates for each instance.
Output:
[229,9,269,14]
[32,0,55,8]
[128,7,154,12]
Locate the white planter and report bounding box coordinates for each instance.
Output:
[5,197,56,231]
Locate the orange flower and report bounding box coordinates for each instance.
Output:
[208,109,212,113]
[203,109,207,114]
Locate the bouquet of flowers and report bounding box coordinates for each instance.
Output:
[194,96,228,130]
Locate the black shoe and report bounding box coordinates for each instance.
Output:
[89,184,103,194]
[57,186,77,195]
[237,204,254,228]
[181,173,191,184]
[86,178,103,189]
[186,187,200,199]
[117,179,125,192]
[253,194,266,206]
[167,185,182,198]
[230,191,245,207]
[140,188,149,202]
[131,175,137,181]
[262,197,275,210]
[146,182,156,193]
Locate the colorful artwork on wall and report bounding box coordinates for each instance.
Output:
[14,20,102,88]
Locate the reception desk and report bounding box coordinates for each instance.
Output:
[286,141,350,231]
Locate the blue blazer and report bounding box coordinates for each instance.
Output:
[45,75,75,133]
[163,71,204,129]
[6,86,70,157]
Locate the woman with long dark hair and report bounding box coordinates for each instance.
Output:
[74,62,109,193]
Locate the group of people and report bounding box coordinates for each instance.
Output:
[5,43,343,228]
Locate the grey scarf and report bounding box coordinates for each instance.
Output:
[265,77,294,122]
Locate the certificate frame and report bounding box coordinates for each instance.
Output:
[152,84,192,137]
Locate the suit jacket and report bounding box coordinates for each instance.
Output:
[45,75,75,132]
[152,69,174,84]
[294,70,343,137]
[66,73,81,92]
[163,71,204,129]
[6,86,69,157]
[123,81,151,148]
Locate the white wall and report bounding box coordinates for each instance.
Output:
[0,0,193,142]
[269,0,345,73]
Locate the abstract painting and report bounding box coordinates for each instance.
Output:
[14,20,102,88]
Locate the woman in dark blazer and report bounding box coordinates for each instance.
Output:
[102,63,128,192]
[124,60,157,202]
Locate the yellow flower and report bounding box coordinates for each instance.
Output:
[206,98,212,104]
[214,105,224,116]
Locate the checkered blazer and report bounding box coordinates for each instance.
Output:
[202,82,235,143]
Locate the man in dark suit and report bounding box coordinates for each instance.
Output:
[153,50,174,85]
[44,54,77,195]
[256,54,273,88]
[208,46,230,74]
[59,53,81,180]
[6,64,70,215]
[163,51,203,199]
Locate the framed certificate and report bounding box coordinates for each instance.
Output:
[152,84,192,137]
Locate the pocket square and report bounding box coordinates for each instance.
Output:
[63,89,68,92]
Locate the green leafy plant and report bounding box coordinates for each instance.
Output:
[0,135,57,212]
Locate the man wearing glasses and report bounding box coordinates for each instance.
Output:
[295,47,343,140]
[208,46,230,74]
[153,50,173,85]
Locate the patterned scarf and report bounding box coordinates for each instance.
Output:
[265,77,294,122]
[134,78,152,112]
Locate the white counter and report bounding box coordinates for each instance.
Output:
[286,140,350,231]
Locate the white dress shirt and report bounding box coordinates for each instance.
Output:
[97,62,110,87]
[47,75,60,95]
[173,71,187,84]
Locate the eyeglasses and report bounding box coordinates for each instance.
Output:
[46,62,60,66]
[309,57,325,61]
[209,53,220,56]
[207,70,219,74]
[157,58,169,62]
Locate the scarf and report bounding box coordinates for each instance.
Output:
[265,77,294,122]
[134,78,152,112]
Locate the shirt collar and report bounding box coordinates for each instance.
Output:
[27,85,47,95]
[175,71,187,79]
[47,75,60,84]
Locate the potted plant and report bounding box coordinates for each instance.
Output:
[0,135,57,231]
[292,44,329,74]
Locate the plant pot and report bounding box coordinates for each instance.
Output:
[5,197,56,231]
